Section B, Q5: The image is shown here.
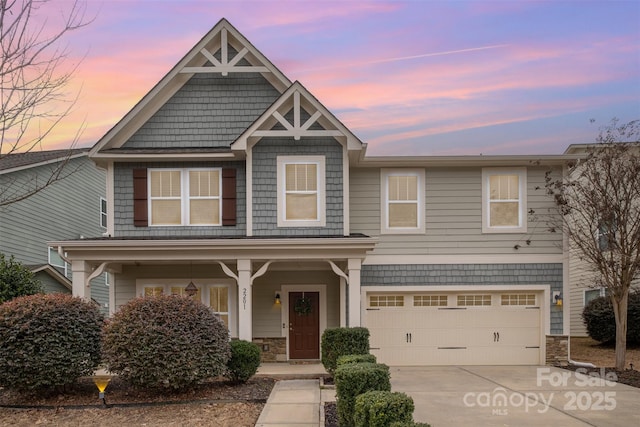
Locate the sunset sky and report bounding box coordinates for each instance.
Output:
[36,0,640,155]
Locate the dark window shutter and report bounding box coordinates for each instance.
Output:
[222,168,236,226]
[133,168,148,227]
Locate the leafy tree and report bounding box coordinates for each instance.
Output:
[0,253,43,303]
[544,118,640,369]
[0,0,91,206]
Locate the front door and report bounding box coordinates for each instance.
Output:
[289,291,320,359]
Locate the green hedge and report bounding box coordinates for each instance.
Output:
[582,292,640,344]
[354,390,415,427]
[337,353,377,368]
[335,362,390,427]
[227,340,261,383]
[0,294,103,391]
[321,327,370,374]
[102,295,230,390]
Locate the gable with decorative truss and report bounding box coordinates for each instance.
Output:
[90,19,291,158]
[233,81,363,152]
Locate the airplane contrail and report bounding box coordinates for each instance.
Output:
[296,44,510,72]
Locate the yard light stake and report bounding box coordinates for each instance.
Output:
[93,375,112,408]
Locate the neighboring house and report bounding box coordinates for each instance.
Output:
[0,149,109,312]
[563,144,640,337]
[52,19,580,365]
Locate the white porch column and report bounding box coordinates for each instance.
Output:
[347,258,362,327]
[71,260,90,301]
[237,259,252,341]
[340,277,347,327]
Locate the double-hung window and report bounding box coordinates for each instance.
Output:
[100,197,107,229]
[277,156,326,227]
[149,168,221,226]
[482,168,527,233]
[381,169,425,234]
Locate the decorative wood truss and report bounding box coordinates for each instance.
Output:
[179,28,269,76]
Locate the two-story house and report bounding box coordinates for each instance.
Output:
[52,19,578,365]
[0,149,109,311]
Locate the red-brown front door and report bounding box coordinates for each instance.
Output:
[289,291,320,359]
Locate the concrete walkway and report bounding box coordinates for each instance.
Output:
[255,363,331,426]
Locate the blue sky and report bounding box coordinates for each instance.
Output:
[43,0,640,155]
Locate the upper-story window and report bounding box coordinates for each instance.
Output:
[149,168,221,226]
[100,197,107,229]
[481,168,527,233]
[381,169,425,234]
[277,156,326,227]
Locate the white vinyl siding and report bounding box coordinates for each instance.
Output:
[149,168,221,226]
[381,169,425,234]
[277,156,326,227]
[482,168,527,233]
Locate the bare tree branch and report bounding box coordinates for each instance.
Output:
[544,118,640,369]
[0,0,92,206]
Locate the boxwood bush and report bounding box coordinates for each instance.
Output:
[227,339,261,383]
[582,292,640,344]
[102,295,230,390]
[390,422,432,427]
[335,362,391,427]
[354,390,415,427]
[337,353,377,368]
[0,294,103,391]
[321,327,370,374]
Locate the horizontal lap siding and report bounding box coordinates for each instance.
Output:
[350,166,562,256]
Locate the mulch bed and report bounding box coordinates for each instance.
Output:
[560,365,640,389]
[0,376,275,408]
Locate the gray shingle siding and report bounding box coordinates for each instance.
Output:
[122,73,281,149]
[113,161,246,237]
[362,263,564,334]
[251,137,344,236]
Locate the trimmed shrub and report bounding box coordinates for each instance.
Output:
[335,362,391,427]
[582,292,640,344]
[227,339,261,383]
[321,327,370,374]
[354,390,415,427]
[102,295,230,390]
[0,253,44,304]
[337,353,377,368]
[0,294,103,391]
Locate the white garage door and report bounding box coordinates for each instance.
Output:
[365,292,542,366]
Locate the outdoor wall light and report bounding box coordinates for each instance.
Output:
[275,292,281,305]
[553,291,563,307]
[93,375,112,408]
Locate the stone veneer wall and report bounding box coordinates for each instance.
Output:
[253,337,287,362]
[546,335,569,366]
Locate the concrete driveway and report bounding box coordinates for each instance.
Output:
[391,365,640,427]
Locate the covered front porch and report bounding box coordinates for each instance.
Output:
[51,236,376,362]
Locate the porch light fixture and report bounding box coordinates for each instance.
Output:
[275,293,281,305]
[185,281,198,297]
[553,291,563,307]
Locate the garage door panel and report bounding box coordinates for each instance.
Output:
[365,291,543,366]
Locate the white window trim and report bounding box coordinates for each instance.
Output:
[48,246,70,277]
[481,167,527,234]
[148,168,222,227]
[136,278,237,337]
[380,168,425,234]
[277,156,326,227]
[100,197,107,229]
